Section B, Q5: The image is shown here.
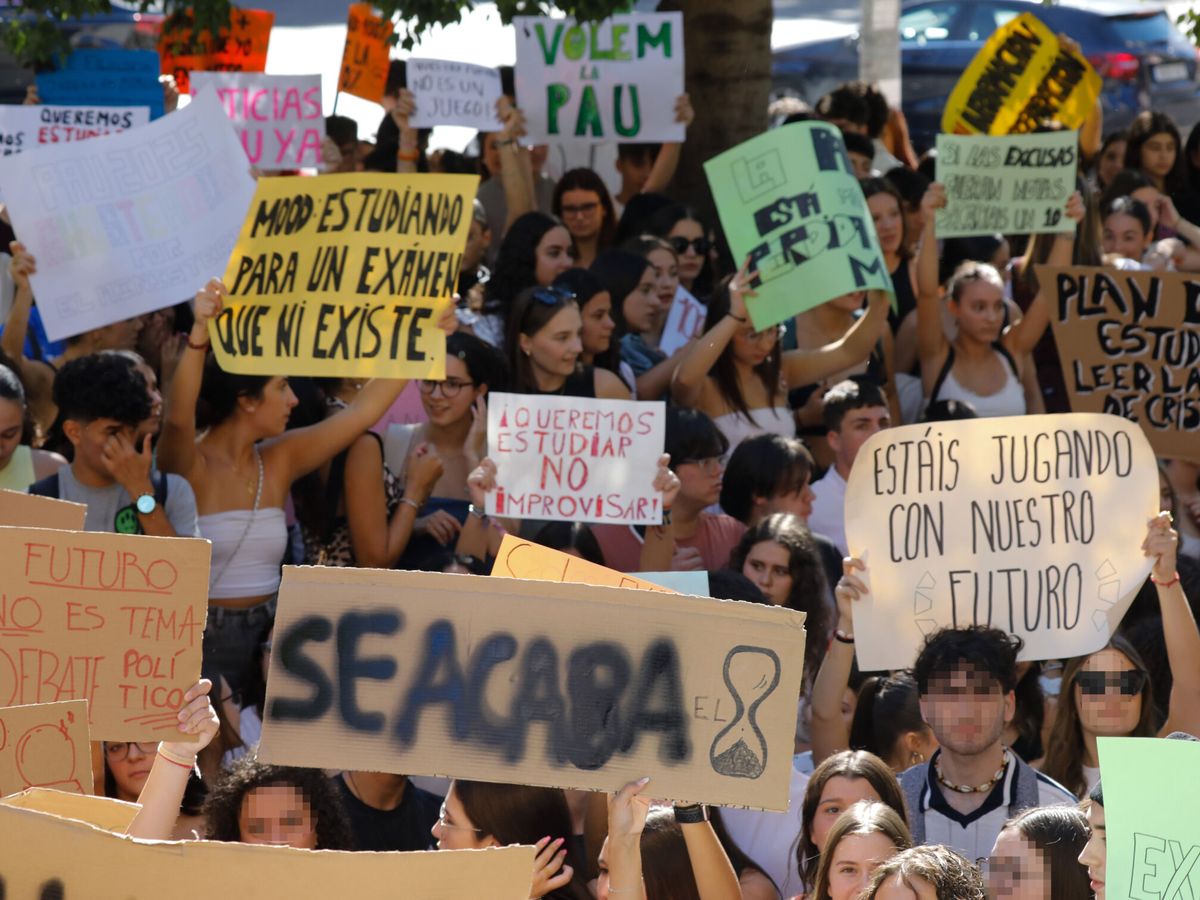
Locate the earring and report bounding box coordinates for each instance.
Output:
[524,349,531,357]
[910,750,924,766]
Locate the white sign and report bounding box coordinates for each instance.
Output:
[0,105,149,157]
[658,284,706,356]
[406,59,503,131]
[0,91,256,341]
[191,72,324,170]
[514,13,684,144]
[487,392,666,525]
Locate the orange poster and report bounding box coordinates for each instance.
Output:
[339,3,394,102]
[159,7,274,94]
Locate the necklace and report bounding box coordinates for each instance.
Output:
[935,748,1010,794]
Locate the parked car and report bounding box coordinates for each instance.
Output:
[773,0,1200,152]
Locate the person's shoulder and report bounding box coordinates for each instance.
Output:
[705,513,747,540]
[897,761,928,789]
[161,471,196,500]
[1027,763,1077,805]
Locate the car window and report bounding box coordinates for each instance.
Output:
[1108,12,1174,45]
[899,4,961,44]
[961,4,1020,42]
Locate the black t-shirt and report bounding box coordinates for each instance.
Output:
[333,775,443,853]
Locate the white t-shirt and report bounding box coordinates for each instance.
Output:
[808,466,848,556]
[721,757,810,898]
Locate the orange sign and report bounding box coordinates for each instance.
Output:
[338,3,394,102]
[159,7,274,94]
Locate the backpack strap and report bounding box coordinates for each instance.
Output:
[928,345,956,403]
[27,472,60,498]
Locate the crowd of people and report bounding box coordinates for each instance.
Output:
[1,54,1199,899]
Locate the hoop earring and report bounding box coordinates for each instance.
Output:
[910,750,924,766]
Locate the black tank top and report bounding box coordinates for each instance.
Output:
[889,257,917,332]
[532,365,596,398]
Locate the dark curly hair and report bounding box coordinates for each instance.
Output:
[197,354,270,429]
[912,626,1022,695]
[1124,110,1186,195]
[53,352,150,426]
[484,211,565,315]
[866,845,985,899]
[202,758,354,850]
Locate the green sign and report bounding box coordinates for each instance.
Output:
[704,122,892,331]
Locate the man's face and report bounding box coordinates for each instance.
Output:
[829,404,890,473]
[920,665,1013,756]
[67,417,136,480]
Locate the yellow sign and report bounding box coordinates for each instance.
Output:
[210,172,479,378]
[941,13,1101,136]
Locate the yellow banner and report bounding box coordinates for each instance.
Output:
[941,13,1101,136]
[210,172,479,378]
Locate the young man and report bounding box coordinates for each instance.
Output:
[28,353,197,537]
[333,771,442,852]
[901,627,1074,862]
[807,378,891,555]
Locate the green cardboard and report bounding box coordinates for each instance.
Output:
[703,122,893,330]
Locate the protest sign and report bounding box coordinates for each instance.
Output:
[0,799,538,899]
[486,393,666,525]
[0,105,149,157]
[209,171,477,378]
[338,3,394,103]
[159,7,274,95]
[942,13,1101,136]
[406,58,503,130]
[843,414,1157,671]
[2,787,137,830]
[259,566,806,810]
[1099,736,1200,899]
[0,700,91,796]
[37,49,164,120]
[658,284,706,356]
[1044,266,1200,464]
[0,90,255,342]
[935,130,1077,238]
[636,571,710,595]
[492,533,676,593]
[191,72,323,170]
[705,122,892,331]
[0,490,85,531]
[0,526,210,741]
[514,13,684,143]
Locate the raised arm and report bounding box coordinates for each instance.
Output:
[496,98,535,231]
[604,778,651,900]
[387,88,420,175]
[677,806,743,900]
[637,455,680,572]
[670,260,756,408]
[1004,190,1083,357]
[640,95,694,195]
[781,291,888,387]
[915,182,949,373]
[158,279,222,479]
[1145,513,1200,738]
[344,438,442,568]
[2,243,56,429]
[810,557,869,765]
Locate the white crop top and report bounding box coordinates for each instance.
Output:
[198,508,288,599]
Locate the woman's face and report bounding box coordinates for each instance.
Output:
[646,247,680,304]
[249,376,299,437]
[1073,648,1144,738]
[93,316,144,351]
[742,539,793,605]
[0,396,23,470]
[523,304,583,381]
[868,193,904,257]
[987,827,1049,900]
[421,355,479,427]
[1140,131,1177,179]
[668,218,706,285]
[1102,212,1151,260]
[559,188,604,241]
[580,291,616,357]
[675,454,723,507]
[1078,802,1107,899]
[762,475,815,524]
[1132,186,1161,232]
[1098,139,1127,187]
[828,831,900,900]
[951,280,1005,344]
[136,362,163,437]
[104,741,156,802]
[730,320,780,368]
[534,226,575,286]
[829,291,866,314]
[238,784,318,849]
[431,783,495,851]
[621,265,662,335]
[810,776,883,851]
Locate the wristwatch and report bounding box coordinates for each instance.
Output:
[135,493,157,515]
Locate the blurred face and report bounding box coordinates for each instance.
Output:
[534,226,575,285]
[522,305,583,381]
[987,827,1049,900]
[829,831,900,900]
[762,476,815,524]
[990,240,1012,282]
[920,665,1013,755]
[463,218,490,270]
[731,321,780,368]
[104,741,157,802]
[622,265,661,334]
[1073,648,1145,738]
[249,376,298,437]
[742,540,793,605]
[482,132,502,177]
[951,280,1006,344]
[560,188,604,241]
[668,218,706,285]
[580,291,615,357]
[849,151,874,179]
[868,192,904,257]
[1140,132,1177,179]
[828,405,891,473]
[810,777,883,851]
[0,396,23,470]
[675,454,723,507]
[238,784,317,849]
[431,783,494,851]
[647,247,679,304]
[1078,802,1106,899]
[420,356,480,427]
[135,362,163,438]
[1097,139,1126,187]
[616,150,654,191]
[1102,212,1151,260]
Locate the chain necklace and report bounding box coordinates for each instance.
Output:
[935,748,1010,794]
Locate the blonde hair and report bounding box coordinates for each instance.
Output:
[812,801,912,900]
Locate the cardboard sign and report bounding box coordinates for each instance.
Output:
[1099,736,1200,899]
[935,130,1077,238]
[159,7,274,96]
[2,786,137,830]
[843,414,1157,671]
[658,284,706,357]
[338,3,394,103]
[0,700,91,796]
[259,567,806,810]
[209,171,477,378]
[191,72,323,170]
[705,122,892,331]
[37,49,164,120]
[0,105,149,157]
[0,799,538,899]
[492,533,676,594]
[514,13,684,143]
[406,58,503,131]
[941,13,1101,136]
[0,491,86,531]
[0,90,255,342]
[0,526,210,741]
[1044,266,1200,463]
[486,393,667,525]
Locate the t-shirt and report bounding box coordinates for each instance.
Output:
[47,466,199,537]
[721,757,809,897]
[333,775,443,853]
[592,515,746,572]
[807,467,847,557]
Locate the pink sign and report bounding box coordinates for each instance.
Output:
[191,72,323,170]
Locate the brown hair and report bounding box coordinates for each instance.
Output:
[1002,806,1091,900]
[812,801,912,900]
[865,845,985,899]
[639,808,701,900]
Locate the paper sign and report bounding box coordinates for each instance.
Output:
[636,571,710,595]
[492,533,676,593]
[37,49,164,120]
[1044,266,1200,464]
[2,787,137,831]
[406,58,503,131]
[941,13,1101,137]
[209,171,477,378]
[0,799,538,899]
[0,90,255,342]
[191,72,324,170]
[0,491,85,531]
[0,105,149,157]
[843,414,1157,671]
[658,284,706,356]
[0,700,91,796]
[159,7,274,96]
[0,526,210,741]
[935,131,1077,239]
[1099,736,1200,899]
[338,3,394,103]
[514,13,684,144]
[486,393,666,525]
[259,567,806,810]
[705,122,892,331]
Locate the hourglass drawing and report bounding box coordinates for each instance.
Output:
[709,646,781,779]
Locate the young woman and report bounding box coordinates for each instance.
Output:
[864,846,985,900]
[649,204,715,298]
[553,168,617,268]
[0,361,64,490]
[1124,110,1187,197]
[1092,131,1128,193]
[986,806,1090,900]
[861,179,917,327]
[553,268,633,392]
[105,739,206,840]
[591,248,675,399]
[808,802,912,900]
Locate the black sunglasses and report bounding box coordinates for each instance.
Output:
[669,236,711,255]
[532,286,576,306]
[1075,670,1147,696]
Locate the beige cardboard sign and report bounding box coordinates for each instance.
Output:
[1044,265,1200,463]
[0,490,86,530]
[0,799,537,899]
[1,787,137,831]
[844,414,1157,671]
[259,567,806,811]
[492,534,676,593]
[0,526,210,741]
[0,700,91,796]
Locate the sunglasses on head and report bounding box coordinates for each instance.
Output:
[669,236,710,255]
[1075,669,1148,696]
[532,286,576,306]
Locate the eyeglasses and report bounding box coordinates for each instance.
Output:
[1075,670,1148,696]
[669,236,711,256]
[533,286,576,306]
[419,378,476,399]
[677,456,723,473]
[437,803,483,832]
[561,201,600,217]
[104,741,157,761]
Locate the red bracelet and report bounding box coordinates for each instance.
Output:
[186,335,210,351]
[1151,571,1181,588]
[157,752,194,770]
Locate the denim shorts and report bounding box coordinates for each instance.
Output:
[202,595,277,698]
